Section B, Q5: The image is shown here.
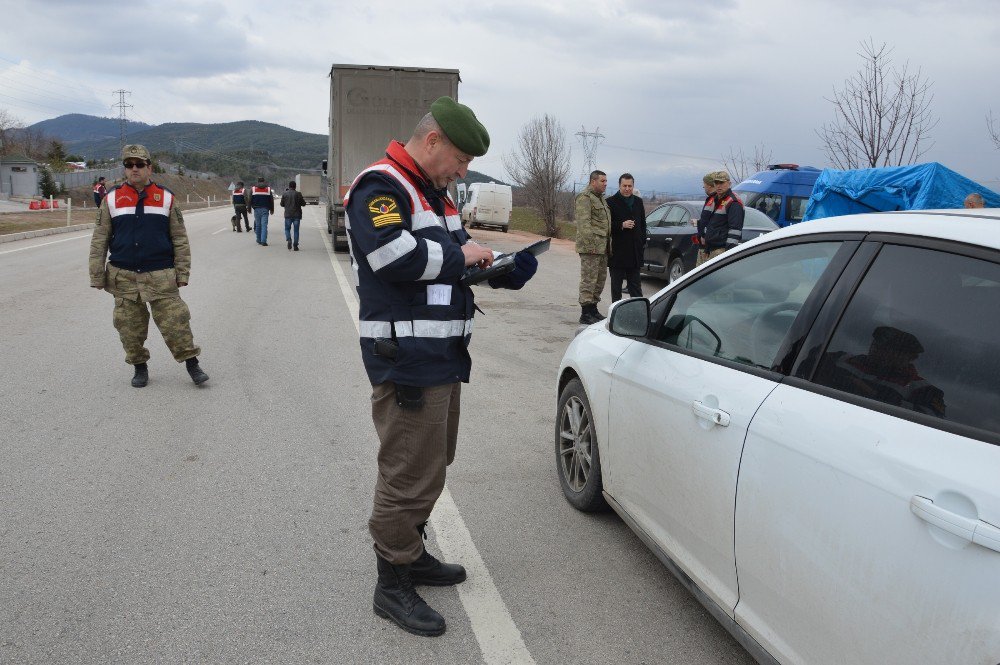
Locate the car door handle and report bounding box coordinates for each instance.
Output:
[909,496,1000,553]
[691,401,730,427]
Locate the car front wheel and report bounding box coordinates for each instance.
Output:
[668,257,685,283]
[555,378,609,512]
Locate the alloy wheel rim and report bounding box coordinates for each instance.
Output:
[559,396,592,492]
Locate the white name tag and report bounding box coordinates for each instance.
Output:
[427,284,452,305]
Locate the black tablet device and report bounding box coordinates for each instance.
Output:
[459,238,551,286]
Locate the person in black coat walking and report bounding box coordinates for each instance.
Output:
[606,173,647,301]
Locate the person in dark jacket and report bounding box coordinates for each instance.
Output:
[605,173,646,300]
[250,177,275,246]
[231,181,251,232]
[280,181,307,251]
[93,177,107,207]
[697,171,744,266]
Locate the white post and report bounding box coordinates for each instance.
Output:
[187,194,190,204]
[67,197,71,226]
[49,194,53,209]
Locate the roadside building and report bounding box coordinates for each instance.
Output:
[0,155,40,198]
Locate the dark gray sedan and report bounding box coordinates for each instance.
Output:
[640,201,779,283]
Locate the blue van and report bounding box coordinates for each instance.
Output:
[733,164,821,227]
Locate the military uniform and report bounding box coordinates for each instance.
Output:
[89,144,206,386]
[575,186,611,308]
[232,184,251,232]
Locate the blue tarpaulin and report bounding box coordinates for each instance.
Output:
[802,162,1000,221]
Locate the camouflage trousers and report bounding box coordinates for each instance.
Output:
[696,247,726,267]
[578,253,608,306]
[105,266,200,365]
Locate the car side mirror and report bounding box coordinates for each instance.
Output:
[608,298,651,337]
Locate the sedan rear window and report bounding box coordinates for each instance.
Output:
[812,244,1000,438]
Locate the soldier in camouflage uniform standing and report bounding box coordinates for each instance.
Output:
[575,169,611,324]
[89,144,209,388]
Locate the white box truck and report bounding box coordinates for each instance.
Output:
[325,64,461,251]
[461,182,513,232]
[294,173,321,205]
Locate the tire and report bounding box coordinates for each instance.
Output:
[555,378,609,512]
[668,257,685,283]
[501,226,508,233]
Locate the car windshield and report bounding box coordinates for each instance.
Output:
[737,190,781,222]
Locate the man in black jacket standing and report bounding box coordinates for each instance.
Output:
[280,180,307,251]
[605,173,646,301]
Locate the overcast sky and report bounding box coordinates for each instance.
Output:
[2,0,998,193]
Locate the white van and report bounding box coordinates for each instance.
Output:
[461,182,512,232]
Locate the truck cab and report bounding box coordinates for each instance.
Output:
[733,164,820,227]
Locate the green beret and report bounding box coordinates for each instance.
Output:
[430,97,490,157]
[122,144,151,162]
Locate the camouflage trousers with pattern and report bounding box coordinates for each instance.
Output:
[578,253,608,306]
[104,266,200,365]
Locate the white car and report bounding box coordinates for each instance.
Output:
[555,209,1000,665]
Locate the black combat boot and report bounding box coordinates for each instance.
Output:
[131,363,148,388]
[410,522,466,586]
[185,358,209,385]
[287,239,292,250]
[293,244,299,251]
[373,555,446,637]
[579,305,601,325]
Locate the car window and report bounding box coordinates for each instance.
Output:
[744,208,779,231]
[787,196,808,223]
[654,242,842,368]
[812,244,1000,437]
[738,191,782,222]
[663,205,687,226]
[646,205,669,227]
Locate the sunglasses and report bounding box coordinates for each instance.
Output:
[123,161,148,169]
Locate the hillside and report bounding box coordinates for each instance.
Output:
[27,113,507,185]
[30,114,153,145]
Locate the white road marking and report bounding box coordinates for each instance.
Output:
[0,233,90,255]
[211,226,229,235]
[315,215,535,665]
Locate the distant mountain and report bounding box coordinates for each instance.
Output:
[30,114,153,145]
[26,113,508,184]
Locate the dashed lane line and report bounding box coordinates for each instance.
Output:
[314,213,536,665]
[0,233,90,255]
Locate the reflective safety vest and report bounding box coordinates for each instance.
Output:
[703,191,745,250]
[232,188,247,206]
[344,141,474,387]
[250,186,272,208]
[106,182,176,273]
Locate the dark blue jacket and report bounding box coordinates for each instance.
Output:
[250,186,274,212]
[346,149,473,387]
[107,183,176,273]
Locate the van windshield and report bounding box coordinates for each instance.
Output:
[787,196,808,223]
[736,190,781,222]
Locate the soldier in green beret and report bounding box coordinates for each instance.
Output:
[344,96,537,637]
[89,144,209,387]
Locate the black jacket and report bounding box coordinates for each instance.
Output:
[606,192,647,268]
[280,189,307,218]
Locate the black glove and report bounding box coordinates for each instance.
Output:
[489,251,538,290]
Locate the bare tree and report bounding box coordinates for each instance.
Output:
[818,40,937,169]
[503,114,571,237]
[988,111,1000,151]
[0,109,24,156]
[722,143,773,184]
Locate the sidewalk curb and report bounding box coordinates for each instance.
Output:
[0,203,231,244]
[0,223,94,244]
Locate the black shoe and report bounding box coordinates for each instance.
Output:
[262,242,268,246]
[131,363,148,388]
[287,239,292,250]
[237,229,242,233]
[185,358,209,385]
[373,556,446,637]
[293,244,299,251]
[579,306,601,325]
[410,522,466,586]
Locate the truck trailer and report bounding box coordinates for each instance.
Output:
[294,173,321,205]
[325,64,461,251]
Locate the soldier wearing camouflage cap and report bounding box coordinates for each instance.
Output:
[344,96,537,638]
[696,170,744,266]
[88,144,209,387]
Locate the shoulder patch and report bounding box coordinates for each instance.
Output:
[367,195,402,228]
